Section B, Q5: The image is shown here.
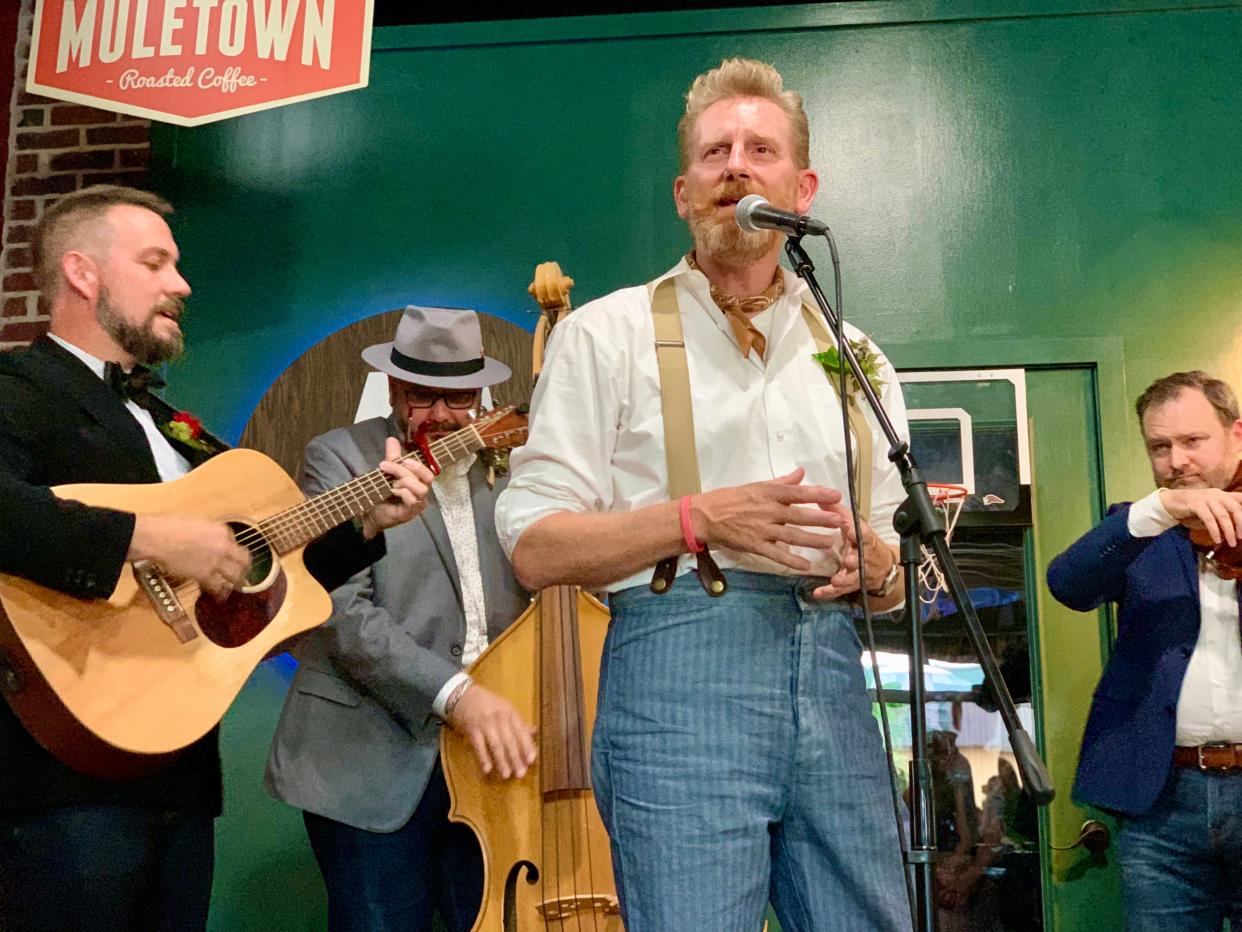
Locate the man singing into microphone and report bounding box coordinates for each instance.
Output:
[496,58,911,930]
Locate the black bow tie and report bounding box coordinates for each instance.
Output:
[103,362,165,404]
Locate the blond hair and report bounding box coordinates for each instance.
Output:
[677,58,810,171]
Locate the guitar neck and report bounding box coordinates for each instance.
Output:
[260,426,486,554]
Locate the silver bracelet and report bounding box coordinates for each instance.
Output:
[444,676,473,720]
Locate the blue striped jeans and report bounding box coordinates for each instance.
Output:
[592,570,911,931]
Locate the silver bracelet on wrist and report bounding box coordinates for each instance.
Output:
[444,676,473,720]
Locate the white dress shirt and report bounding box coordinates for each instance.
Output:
[430,454,489,718]
[1128,489,1242,744]
[495,258,910,593]
[47,333,191,482]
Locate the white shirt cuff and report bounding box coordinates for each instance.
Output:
[1127,489,1179,538]
[432,671,471,719]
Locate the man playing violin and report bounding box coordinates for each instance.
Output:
[1049,370,1242,931]
[265,306,536,932]
[497,59,911,931]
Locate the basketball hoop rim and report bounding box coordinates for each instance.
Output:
[927,482,969,504]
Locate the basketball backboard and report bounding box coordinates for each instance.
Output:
[898,368,1031,527]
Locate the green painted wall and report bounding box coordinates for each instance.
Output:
[143,2,1242,928]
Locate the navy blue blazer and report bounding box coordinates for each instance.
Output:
[1046,502,1205,817]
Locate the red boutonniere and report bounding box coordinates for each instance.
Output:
[161,411,213,451]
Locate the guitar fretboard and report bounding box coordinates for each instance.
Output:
[258,425,486,554]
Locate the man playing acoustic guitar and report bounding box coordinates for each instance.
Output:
[0,185,433,932]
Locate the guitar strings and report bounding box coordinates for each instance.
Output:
[564,584,598,932]
[541,587,604,931]
[227,413,517,556]
[229,436,460,553]
[247,428,478,546]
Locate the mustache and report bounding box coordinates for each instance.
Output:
[151,296,186,321]
[715,179,756,202]
[405,418,463,452]
[407,419,463,438]
[689,179,757,211]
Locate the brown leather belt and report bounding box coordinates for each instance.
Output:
[1173,744,1242,772]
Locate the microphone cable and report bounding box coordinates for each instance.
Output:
[815,226,917,926]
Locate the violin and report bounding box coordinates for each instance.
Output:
[1187,461,1242,579]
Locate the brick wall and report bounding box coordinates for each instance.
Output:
[1,0,152,349]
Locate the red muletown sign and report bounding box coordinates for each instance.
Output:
[28,0,373,127]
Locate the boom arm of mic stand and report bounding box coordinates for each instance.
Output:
[925,528,1055,805]
[784,234,1055,807]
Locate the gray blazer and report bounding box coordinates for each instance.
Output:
[264,414,530,832]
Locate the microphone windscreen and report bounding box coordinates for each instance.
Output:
[735,194,769,233]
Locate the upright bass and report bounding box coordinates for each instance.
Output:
[441,263,621,931]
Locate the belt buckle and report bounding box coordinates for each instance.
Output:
[1198,741,1235,772]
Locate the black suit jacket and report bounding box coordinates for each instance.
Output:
[0,336,385,815]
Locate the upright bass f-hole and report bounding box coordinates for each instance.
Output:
[503,859,539,932]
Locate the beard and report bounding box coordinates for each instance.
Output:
[1160,462,1237,491]
[96,287,185,366]
[403,409,469,450]
[684,178,789,268]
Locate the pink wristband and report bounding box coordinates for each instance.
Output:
[679,495,705,554]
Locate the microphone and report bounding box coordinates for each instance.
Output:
[735,193,830,237]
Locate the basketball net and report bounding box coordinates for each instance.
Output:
[919,484,968,612]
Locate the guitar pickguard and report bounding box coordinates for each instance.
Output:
[194,568,288,649]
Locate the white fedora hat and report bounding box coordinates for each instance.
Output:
[361,306,511,389]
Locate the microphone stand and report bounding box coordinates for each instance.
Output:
[783,234,1054,932]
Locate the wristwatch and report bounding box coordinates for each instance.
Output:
[866,559,901,598]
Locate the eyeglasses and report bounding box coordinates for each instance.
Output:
[403,387,480,410]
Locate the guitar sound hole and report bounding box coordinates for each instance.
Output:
[194,522,285,649]
[228,521,275,591]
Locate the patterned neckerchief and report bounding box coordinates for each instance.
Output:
[686,251,784,360]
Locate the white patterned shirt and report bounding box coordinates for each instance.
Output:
[430,454,488,718]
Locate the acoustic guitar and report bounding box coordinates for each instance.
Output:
[0,405,528,779]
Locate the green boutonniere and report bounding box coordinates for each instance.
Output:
[812,339,886,400]
[479,447,511,478]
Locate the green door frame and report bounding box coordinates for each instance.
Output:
[883,342,1127,931]
[1023,363,1119,931]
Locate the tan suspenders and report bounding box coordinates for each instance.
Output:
[648,277,727,595]
[797,303,874,522]
[646,276,874,594]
